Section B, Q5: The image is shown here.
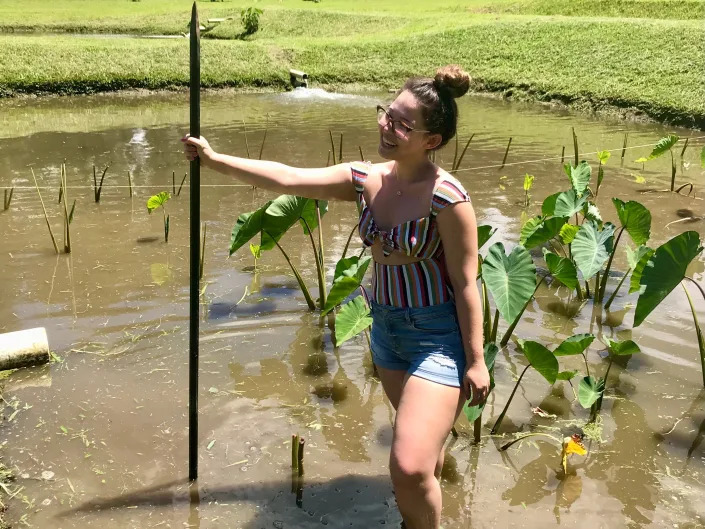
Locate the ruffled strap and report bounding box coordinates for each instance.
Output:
[350,161,370,194]
[430,175,471,217]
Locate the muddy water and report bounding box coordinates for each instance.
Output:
[1,89,704,528]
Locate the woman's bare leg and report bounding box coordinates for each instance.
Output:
[389,375,465,529]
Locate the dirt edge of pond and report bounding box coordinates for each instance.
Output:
[1,80,702,131]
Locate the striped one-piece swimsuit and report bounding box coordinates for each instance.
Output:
[351,161,471,308]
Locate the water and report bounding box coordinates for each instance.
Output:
[1,89,704,528]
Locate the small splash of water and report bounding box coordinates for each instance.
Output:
[277,87,376,105]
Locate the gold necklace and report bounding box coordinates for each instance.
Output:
[391,163,402,196]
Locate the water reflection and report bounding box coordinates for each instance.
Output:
[228,312,378,463]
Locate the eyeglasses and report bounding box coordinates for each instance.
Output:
[376,105,429,140]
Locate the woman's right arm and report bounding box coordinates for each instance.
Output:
[182,135,358,202]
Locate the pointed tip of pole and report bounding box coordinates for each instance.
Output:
[190,2,199,38]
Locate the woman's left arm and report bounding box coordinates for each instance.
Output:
[436,201,489,405]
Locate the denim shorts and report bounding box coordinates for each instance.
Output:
[369,300,466,388]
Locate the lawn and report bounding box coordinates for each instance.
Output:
[0,0,702,127]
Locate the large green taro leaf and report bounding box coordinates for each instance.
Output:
[544,249,579,290]
[578,376,604,408]
[634,231,703,327]
[334,296,372,347]
[322,255,372,315]
[463,342,499,423]
[554,333,595,356]
[542,189,588,218]
[520,216,567,249]
[612,198,651,246]
[520,340,559,384]
[482,243,536,324]
[229,200,272,256]
[572,221,615,280]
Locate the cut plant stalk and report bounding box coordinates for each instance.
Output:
[93,163,110,203]
[172,171,176,194]
[500,137,512,169]
[242,120,251,158]
[291,434,299,470]
[338,133,343,163]
[61,163,71,253]
[560,145,565,164]
[258,114,269,160]
[3,187,13,210]
[328,130,336,164]
[297,436,305,477]
[621,132,628,163]
[30,168,59,254]
[315,200,326,309]
[326,150,331,167]
[127,171,133,197]
[572,127,579,166]
[358,146,364,161]
[452,134,474,173]
[178,173,188,196]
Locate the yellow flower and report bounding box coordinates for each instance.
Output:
[561,435,587,473]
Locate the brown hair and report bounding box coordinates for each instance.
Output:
[402,64,471,150]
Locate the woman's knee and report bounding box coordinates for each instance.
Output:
[390,450,434,490]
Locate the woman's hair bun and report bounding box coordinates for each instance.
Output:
[433,64,471,99]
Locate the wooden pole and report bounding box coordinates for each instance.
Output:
[189,1,201,482]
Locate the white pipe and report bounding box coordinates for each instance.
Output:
[0,327,50,370]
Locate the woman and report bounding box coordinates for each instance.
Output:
[182,64,489,529]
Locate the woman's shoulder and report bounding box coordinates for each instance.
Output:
[350,161,388,192]
[431,170,471,215]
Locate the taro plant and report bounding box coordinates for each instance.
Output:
[229,195,329,311]
[147,191,170,243]
[594,150,610,198]
[522,173,534,207]
[490,339,560,434]
[576,338,641,420]
[640,134,693,193]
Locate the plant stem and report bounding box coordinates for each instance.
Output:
[328,130,336,163]
[178,173,188,196]
[490,309,499,344]
[341,223,359,260]
[297,437,305,477]
[585,279,591,298]
[684,277,705,302]
[315,201,326,309]
[572,127,578,166]
[621,132,628,162]
[358,146,364,161]
[560,145,565,164]
[258,114,268,160]
[500,431,561,451]
[594,358,613,415]
[452,134,459,171]
[670,150,676,192]
[96,163,109,203]
[604,267,631,310]
[500,137,512,169]
[455,133,474,172]
[31,168,59,254]
[3,187,13,210]
[338,133,343,163]
[172,170,176,194]
[581,352,590,378]
[61,163,71,253]
[127,171,133,197]
[242,120,251,158]
[595,272,601,301]
[682,282,705,387]
[267,231,316,310]
[491,364,531,434]
[291,434,299,470]
[473,417,481,443]
[598,227,624,302]
[301,216,326,310]
[680,137,689,159]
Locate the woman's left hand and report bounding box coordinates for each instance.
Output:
[463,361,490,406]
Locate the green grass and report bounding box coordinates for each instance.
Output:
[0,0,703,127]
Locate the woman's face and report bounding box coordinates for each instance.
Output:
[377,90,441,161]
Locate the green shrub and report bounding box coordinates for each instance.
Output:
[241,7,263,35]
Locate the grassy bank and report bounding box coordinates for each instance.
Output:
[0,0,703,127]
